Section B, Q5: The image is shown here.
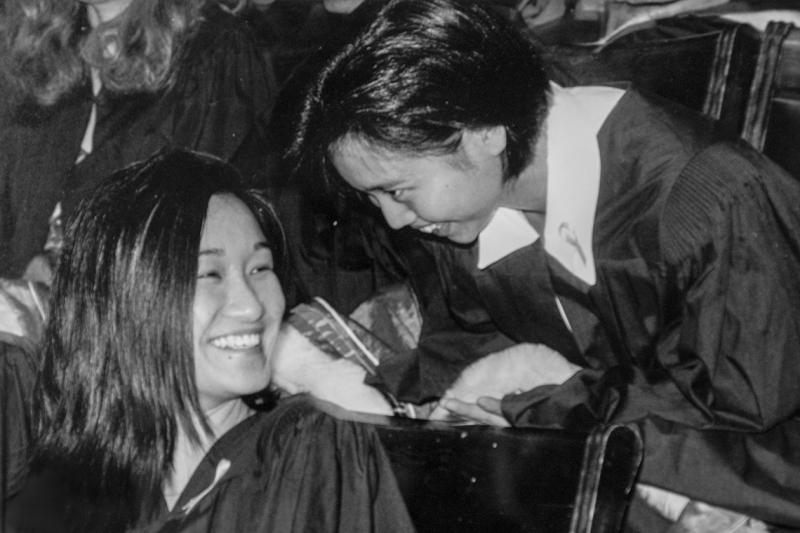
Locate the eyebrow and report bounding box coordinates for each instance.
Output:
[198,241,271,256]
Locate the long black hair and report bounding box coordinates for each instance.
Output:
[33,148,285,530]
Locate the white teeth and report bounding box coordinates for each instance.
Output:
[418,223,441,234]
[211,333,261,350]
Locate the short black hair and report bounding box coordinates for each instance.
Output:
[290,0,550,190]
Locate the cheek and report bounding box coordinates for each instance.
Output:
[459,173,503,215]
[419,182,467,219]
[258,275,286,322]
[192,293,216,347]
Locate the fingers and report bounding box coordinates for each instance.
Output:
[476,396,504,416]
[440,397,510,427]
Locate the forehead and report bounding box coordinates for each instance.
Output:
[201,194,265,246]
[330,135,461,189]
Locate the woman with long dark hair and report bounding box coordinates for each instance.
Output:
[6,149,412,532]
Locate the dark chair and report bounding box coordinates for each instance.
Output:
[741,20,800,178]
[533,9,800,179]
[534,14,761,141]
[346,411,643,533]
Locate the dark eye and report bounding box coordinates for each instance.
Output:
[197,270,221,280]
[250,263,273,275]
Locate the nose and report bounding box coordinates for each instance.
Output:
[377,196,416,230]
[225,275,265,321]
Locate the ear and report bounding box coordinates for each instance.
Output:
[463,126,507,157]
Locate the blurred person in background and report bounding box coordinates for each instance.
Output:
[0,0,277,283]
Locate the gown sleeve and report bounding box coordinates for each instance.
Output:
[503,142,800,431]
[368,243,517,405]
[255,399,415,532]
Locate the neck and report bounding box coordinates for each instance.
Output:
[164,399,253,510]
[205,398,255,438]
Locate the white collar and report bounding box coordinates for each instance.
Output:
[477,84,624,286]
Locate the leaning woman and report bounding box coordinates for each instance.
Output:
[5,150,413,532]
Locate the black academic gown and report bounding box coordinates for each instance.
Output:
[136,396,414,533]
[5,396,414,533]
[373,90,800,527]
[0,2,277,277]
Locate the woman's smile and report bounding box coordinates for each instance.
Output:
[209,331,263,351]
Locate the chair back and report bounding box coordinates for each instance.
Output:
[350,412,643,533]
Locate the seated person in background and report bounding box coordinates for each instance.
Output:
[4,150,413,533]
[0,0,276,283]
[286,0,800,530]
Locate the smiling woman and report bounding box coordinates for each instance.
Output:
[192,194,285,414]
[4,150,412,533]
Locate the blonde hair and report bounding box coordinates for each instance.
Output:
[1,0,245,106]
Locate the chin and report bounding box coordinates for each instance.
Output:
[446,228,480,245]
[237,378,271,398]
[237,361,271,389]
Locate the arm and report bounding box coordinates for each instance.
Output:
[260,399,415,532]
[431,342,580,425]
[367,241,519,405]
[504,143,800,432]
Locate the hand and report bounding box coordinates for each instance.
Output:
[439,396,510,427]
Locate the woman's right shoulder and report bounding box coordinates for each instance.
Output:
[250,394,379,453]
[256,395,347,436]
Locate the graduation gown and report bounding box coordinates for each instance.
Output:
[137,396,414,533]
[373,89,800,527]
[5,396,414,533]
